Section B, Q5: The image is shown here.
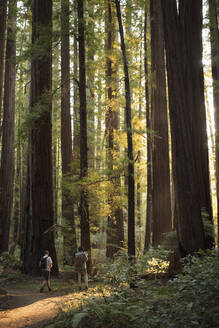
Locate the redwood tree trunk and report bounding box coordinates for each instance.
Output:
[150,0,172,247]
[106,0,124,258]
[115,0,135,258]
[77,0,91,268]
[161,0,211,257]
[209,0,219,244]
[61,0,77,265]
[0,0,7,121]
[0,0,16,253]
[31,0,58,275]
[144,9,152,253]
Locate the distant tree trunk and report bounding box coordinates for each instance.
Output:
[136,22,143,234]
[96,78,102,171]
[150,0,172,247]
[106,0,124,258]
[11,141,21,249]
[0,0,16,253]
[77,0,91,268]
[0,0,7,121]
[73,30,79,166]
[209,0,219,244]
[144,9,152,253]
[115,0,135,258]
[61,0,77,265]
[87,5,95,170]
[161,0,212,258]
[21,151,33,274]
[31,0,58,275]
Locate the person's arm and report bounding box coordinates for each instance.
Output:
[48,257,53,270]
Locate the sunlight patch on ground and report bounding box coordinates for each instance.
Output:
[60,286,113,313]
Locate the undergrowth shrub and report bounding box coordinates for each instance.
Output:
[94,248,170,286]
[52,249,219,328]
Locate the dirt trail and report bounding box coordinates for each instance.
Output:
[0,288,75,328]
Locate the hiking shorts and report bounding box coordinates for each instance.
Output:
[42,270,50,281]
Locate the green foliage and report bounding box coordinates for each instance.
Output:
[0,253,22,270]
[201,208,215,240]
[160,231,178,251]
[94,248,169,286]
[53,249,219,328]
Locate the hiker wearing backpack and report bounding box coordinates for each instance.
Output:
[39,250,53,292]
[75,247,88,291]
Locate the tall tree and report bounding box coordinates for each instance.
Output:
[150,0,172,247]
[105,0,124,258]
[0,0,16,253]
[87,3,95,170]
[31,0,58,275]
[209,0,219,244]
[115,0,135,258]
[77,0,91,267]
[144,8,152,253]
[161,0,213,258]
[0,0,7,121]
[61,0,77,265]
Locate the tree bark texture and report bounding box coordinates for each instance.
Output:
[144,9,152,253]
[115,0,135,258]
[61,0,77,265]
[0,0,7,121]
[150,0,172,247]
[31,0,58,275]
[106,0,124,258]
[0,0,16,253]
[77,0,91,267]
[209,0,219,244]
[87,5,95,170]
[162,0,212,256]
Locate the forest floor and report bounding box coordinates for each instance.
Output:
[0,268,99,328]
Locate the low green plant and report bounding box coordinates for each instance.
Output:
[52,249,219,328]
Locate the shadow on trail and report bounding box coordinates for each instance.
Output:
[0,271,78,311]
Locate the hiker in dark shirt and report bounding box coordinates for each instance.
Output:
[39,250,53,293]
[75,247,88,291]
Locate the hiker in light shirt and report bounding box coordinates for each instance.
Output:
[40,250,53,293]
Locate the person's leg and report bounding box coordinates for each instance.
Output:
[78,271,82,290]
[47,271,51,291]
[40,280,47,292]
[84,271,88,289]
[40,271,47,292]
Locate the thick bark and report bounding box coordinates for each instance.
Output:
[0,0,7,121]
[115,0,135,258]
[180,0,214,248]
[61,0,77,265]
[73,31,79,167]
[87,5,95,170]
[150,0,172,247]
[209,0,219,244]
[106,0,124,258]
[0,0,16,253]
[77,0,91,268]
[20,152,33,274]
[144,10,152,253]
[31,0,58,275]
[161,0,212,257]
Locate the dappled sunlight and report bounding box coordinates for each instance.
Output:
[60,286,114,313]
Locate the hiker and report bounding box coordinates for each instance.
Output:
[40,250,53,293]
[75,247,88,291]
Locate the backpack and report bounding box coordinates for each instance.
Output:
[40,256,48,270]
[75,255,84,268]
